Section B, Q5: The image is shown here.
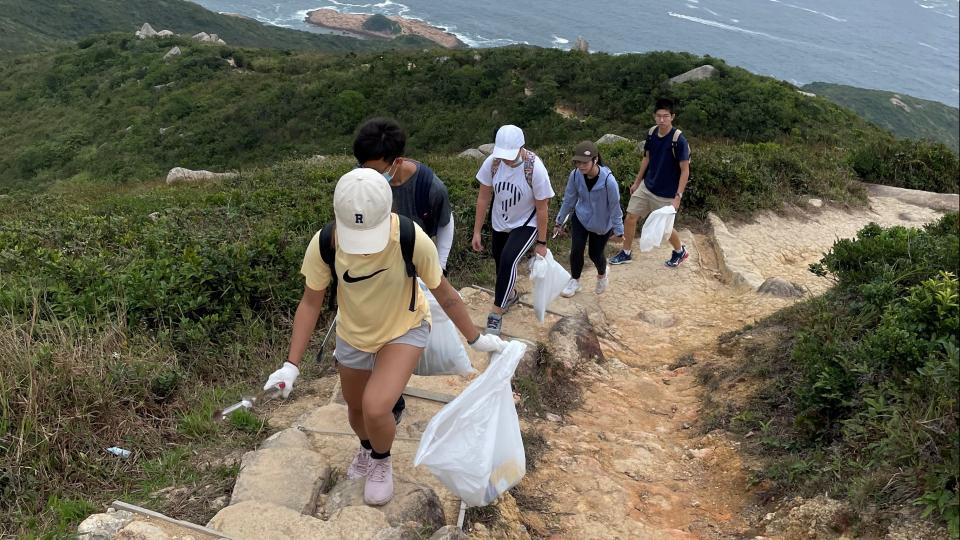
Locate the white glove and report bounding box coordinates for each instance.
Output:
[470,334,507,354]
[264,362,299,398]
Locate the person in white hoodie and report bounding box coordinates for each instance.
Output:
[553,141,624,297]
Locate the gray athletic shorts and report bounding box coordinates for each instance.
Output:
[334,320,431,371]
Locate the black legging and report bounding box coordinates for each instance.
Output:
[569,214,610,279]
[491,225,538,309]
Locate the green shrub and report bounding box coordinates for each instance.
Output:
[362,14,401,35]
[850,137,959,193]
[731,214,959,533]
[0,36,887,191]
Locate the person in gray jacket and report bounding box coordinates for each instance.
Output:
[553,141,625,297]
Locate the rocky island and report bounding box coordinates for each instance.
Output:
[305,9,465,49]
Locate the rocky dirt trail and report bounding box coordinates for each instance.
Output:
[76,186,954,540]
[507,190,949,540]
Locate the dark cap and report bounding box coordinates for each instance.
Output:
[572,141,599,162]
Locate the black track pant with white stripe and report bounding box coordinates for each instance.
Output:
[491,225,538,309]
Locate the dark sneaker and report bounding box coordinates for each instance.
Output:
[665,245,689,268]
[609,250,633,265]
[391,395,405,425]
[486,313,502,336]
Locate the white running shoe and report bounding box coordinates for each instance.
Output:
[596,273,609,294]
[561,278,581,298]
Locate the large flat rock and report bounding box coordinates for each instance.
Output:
[208,500,389,539]
[230,447,329,513]
[321,477,445,529]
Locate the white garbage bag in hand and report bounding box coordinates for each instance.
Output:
[415,281,475,376]
[638,206,677,252]
[528,249,570,323]
[414,340,528,507]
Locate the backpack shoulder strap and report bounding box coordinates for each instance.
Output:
[398,215,417,278]
[643,126,657,156]
[522,150,536,188]
[413,164,434,233]
[672,128,683,161]
[318,221,337,310]
[397,215,418,311]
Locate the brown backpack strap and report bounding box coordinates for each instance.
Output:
[522,149,536,188]
[490,149,536,188]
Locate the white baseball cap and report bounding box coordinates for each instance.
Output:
[491,124,525,160]
[333,168,393,254]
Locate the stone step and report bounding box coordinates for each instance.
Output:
[208,500,389,540]
[229,446,330,514]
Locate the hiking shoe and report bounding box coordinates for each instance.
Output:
[392,395,405,425]
[346,447,372,480]
[596,273,609,295]
[609,250,632,265]
[560,278,580,298]
[486,313,502,336]
[665,245,689,268]
[364,456,394,506]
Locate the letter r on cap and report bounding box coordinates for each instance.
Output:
[355,214,363,224]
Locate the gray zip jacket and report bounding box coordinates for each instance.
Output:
[555,165,625,236]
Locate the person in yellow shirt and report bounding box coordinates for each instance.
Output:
[263,168,506,506]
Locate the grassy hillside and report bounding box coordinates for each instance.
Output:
[804,82,960,152]
[0,34,892,192]
[0,0,432,54]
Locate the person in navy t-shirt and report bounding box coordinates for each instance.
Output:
[609,98,692,268]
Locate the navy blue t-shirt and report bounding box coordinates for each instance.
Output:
[642,128,690,198]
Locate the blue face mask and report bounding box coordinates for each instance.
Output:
[381,160,398,182]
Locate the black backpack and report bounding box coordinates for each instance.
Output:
[317,214,419,312]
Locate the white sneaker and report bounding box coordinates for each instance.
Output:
[346,447,372,479]
[363,456,394,506]
[561,278,580,298]
[596,273,609,294]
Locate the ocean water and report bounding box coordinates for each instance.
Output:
[191,0,960,106]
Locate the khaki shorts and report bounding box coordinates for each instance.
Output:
[334,320,430,371]
[626,183,675,219]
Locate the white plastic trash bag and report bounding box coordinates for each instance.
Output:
[414,340,528,507]
[415,281,475,376]
[528,249,570,323]
[638,205,677,252]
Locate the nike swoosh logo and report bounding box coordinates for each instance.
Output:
[342,268,388,283]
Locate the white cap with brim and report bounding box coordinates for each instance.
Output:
[491,124,525,160]
[333,168,393,254]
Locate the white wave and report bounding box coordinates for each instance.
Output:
[373,0,411,15]
[687,3,699,9]
[450,31,520,48]
[918,41,941,51]
[326,0,374,7]
[730,18,739,22]
[669,12,794,42]
[704,7,720,16]
[667,11,841,52]
[769,0,847,22]
[688,0,699,3]
[552,35,570,45]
